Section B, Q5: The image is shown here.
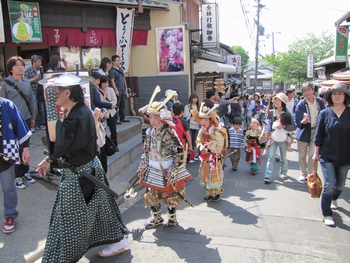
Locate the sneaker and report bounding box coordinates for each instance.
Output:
[331,200,338,209]
[279,174,287,179]
[189,160,195,163]
[30,127,36,133]
[99,237,128,257]
[39,125,46,130]
[264,178,271,184]
[194,157,199,161]
[299,175,307,182]
[287,147,293,152]
[23,173,36,184]
[251,169,256,175]
[3,218,15,234]
[275,155,280,162]
[232,165,237,171]
[324,216,335,227]
[15,178,26,189]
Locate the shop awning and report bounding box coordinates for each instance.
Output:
[194,59,236,74]
[0,26,148,47]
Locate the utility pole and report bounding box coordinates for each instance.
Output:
[253,0,263,94]
[272,31,280,93]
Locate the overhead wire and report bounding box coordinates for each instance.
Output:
[239,0,256,50]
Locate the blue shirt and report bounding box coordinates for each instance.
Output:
[109,67,125,91]
[314,106,350,166]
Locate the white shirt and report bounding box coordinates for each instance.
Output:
[286,98,294,114]
[306,97,318,128]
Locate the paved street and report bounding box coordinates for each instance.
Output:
[82,147,350,263]
[1,132,349,262]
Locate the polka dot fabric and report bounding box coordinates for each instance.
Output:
[42,157,128,263]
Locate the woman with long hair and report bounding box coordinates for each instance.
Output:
[99,75,119,151]
[98,57,112,76]
[263,92,296,184]
[184,94,200,161]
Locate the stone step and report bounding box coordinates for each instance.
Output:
[105,116,143,181]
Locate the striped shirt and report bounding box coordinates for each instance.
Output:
[229,127,244,148]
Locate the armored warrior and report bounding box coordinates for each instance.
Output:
[138,86,192,229]
[192,101,228,201]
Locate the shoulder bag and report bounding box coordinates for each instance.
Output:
[3,79,32,115]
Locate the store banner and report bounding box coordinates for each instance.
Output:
[334,25,349,61]
[0,4,5,42]
[116,7,134,74]
[227,54,241,74]
[307,52,314,78]
[8,1,42,43]
[201,3,219,49]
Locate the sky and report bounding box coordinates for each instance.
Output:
[207,0,350,58]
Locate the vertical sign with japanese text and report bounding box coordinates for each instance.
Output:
[334,25,349,61]
[116,7,134,75]
[201,3,219,49]
[8,1,42,43]
[307,52,314,78]
[227,55,241,74]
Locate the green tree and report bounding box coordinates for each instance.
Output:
[266,31,335,85]
[231,45,250,72]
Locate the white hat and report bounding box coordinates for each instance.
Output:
[38,72,94,87]
[273,92,288,104]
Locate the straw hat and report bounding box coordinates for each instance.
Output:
[273,92,288,104]
[39,72,94,86]
[323,83,350,102]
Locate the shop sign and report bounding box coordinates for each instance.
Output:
[116,7,134,75]
[226,55,241,74]
[0,4,5,42]
[201,3,219,49]
[307,52,314,78]
[8,1,42,43]
[334,25,349,61]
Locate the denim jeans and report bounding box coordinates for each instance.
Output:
[0,165,19,219]
[37,100,45,126]
[320,162,349,217]
[264,141,288,179]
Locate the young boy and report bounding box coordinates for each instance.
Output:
[193,101,227,202]
[244,118,262,175]
[228,117,244,171]
[173,102,194,162]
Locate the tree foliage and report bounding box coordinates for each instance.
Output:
[231,45,250,72]
[266,31,335,85]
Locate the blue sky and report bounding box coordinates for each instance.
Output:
[207,0,350,57]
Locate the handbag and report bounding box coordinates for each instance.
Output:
[104,135,117,156]
[307,161,323,198]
